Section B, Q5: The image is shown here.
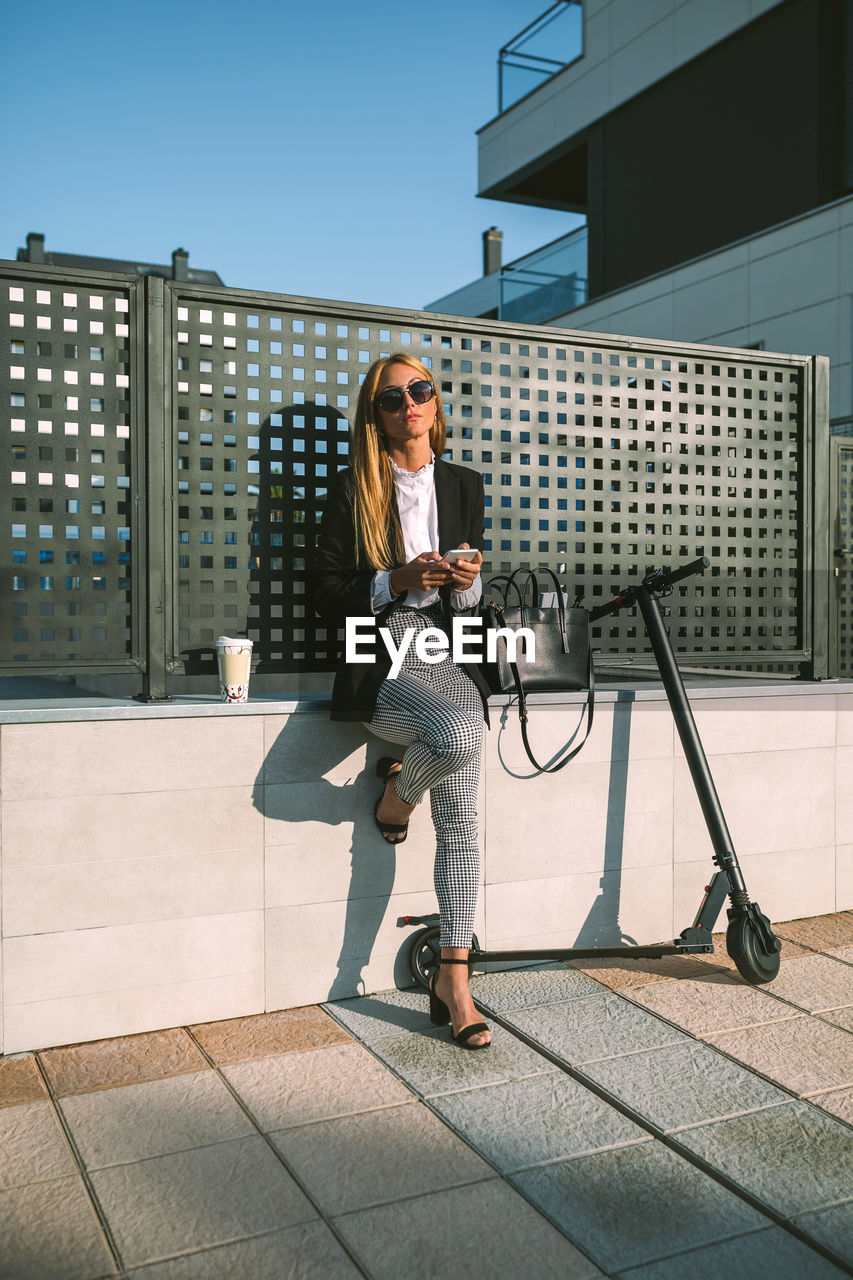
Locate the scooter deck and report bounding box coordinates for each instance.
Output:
[468,943,713,962]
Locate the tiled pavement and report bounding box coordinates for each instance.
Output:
[1,914,852,1279]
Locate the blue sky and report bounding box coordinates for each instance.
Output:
[1,0,584,310]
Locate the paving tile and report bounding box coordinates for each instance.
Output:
[223,1041,413,1131]
[271,1102,494,1216]
[567,953,727,990]
[325,988,436,1042]
[0,1053,48,1107]
[121,1219,362,1279]
[578,1041,790,1132]
[469,962,605,1010]
[60,1071,255,1169]
[511,1142,768,1274]
[366,1024,557,1097]
[820,1006,853,1032]
[775,912,853,952]
[436,1073,650,1171]
[674,1102,853,1217]
[705,1016,853,1095]
[626,973,798,1036]
[828,945,853,964]
[0,1173,117,1279]
[334,1179,605,1280]
[505,993,689,1065]
[810,1085,853,1125]
[759,954,853,1013]
[791,1201,853,1268]
[38,1028,207,1097]
[190,1006,351,1065]
[0,1100,75,1190]
[616,1226,849,1279]
[90,1134,316,1269]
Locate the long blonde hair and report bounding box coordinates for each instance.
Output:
[349,354,447,569]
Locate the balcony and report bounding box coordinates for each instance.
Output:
[499,224,587,323]
[424,224,588,324]
[498,0,583,114]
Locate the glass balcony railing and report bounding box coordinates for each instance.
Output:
[498,225,588,324]
[498,1,583,113]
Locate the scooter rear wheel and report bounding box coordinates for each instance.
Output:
[408,926,479,989]
[409,926,441,990]
[726,913,781,984]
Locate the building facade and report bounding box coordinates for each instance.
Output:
[427,0,853,434]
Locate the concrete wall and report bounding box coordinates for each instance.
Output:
[1,684,851,1054]
[479,0,785,197]
[551,196,853,427]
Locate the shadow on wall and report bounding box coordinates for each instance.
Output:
[252,694,639,1007]
[246,401,349,674]
[581,694,638,947]
[253,714,420,1002]
[491,692,637,949]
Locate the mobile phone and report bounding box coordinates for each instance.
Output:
[443,548,479,564]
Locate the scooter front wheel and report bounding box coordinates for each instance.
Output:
[726,913,781,984]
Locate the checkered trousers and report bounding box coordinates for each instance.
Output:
[365,604,484,948]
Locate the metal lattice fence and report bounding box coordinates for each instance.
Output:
[0,262,832,695]
[832,438,853,677]
[0,270,144,671]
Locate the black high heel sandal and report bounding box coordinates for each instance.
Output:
[429,959,491,1050]
[374,756,409,844]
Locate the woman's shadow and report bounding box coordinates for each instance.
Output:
[253,714,428,1000]
[245,399,428,999]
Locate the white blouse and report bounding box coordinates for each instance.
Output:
[370,455,482,614]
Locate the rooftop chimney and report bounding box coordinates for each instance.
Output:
[26,232,45,263]
[483,226,502,276]
[172,247,189,281]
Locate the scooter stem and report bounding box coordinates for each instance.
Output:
[635,586,748,902]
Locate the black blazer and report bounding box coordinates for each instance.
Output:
[312,457,491,723]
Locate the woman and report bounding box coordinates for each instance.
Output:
[313,353,492,1049]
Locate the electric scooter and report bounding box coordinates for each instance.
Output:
[402,557,783,989]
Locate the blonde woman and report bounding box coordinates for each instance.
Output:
[313,353,491,1049]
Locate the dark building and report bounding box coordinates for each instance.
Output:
[427,0,853,432]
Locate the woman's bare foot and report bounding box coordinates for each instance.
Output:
[376,766,415,844]
[435,950,491,1047]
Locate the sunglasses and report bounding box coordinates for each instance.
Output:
[374,379,435,414]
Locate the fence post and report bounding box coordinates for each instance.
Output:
[804,354,831,680]
[138,275,171,700]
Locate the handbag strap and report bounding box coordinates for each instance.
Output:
[490,599,595,773]
[518,647,595,773]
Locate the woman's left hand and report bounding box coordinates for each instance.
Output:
[449,544,482,592]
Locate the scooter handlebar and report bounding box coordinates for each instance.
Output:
[645,556,710,592]
[589,557,710,622]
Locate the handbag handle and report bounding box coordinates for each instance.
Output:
[488,566,570,653]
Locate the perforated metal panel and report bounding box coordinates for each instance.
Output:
[0,264,831,685]
[832,438,853,677]
[167,288,813,675]
[0,270,141,670]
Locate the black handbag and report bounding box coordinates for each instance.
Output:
[481,567,594,773]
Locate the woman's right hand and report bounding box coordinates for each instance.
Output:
[389,552,453,597]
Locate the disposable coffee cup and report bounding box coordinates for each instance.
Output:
[216,636,253,703]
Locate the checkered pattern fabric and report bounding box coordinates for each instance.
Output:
[366,604,483,948]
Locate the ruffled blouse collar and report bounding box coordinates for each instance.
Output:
[390,452,435,488]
